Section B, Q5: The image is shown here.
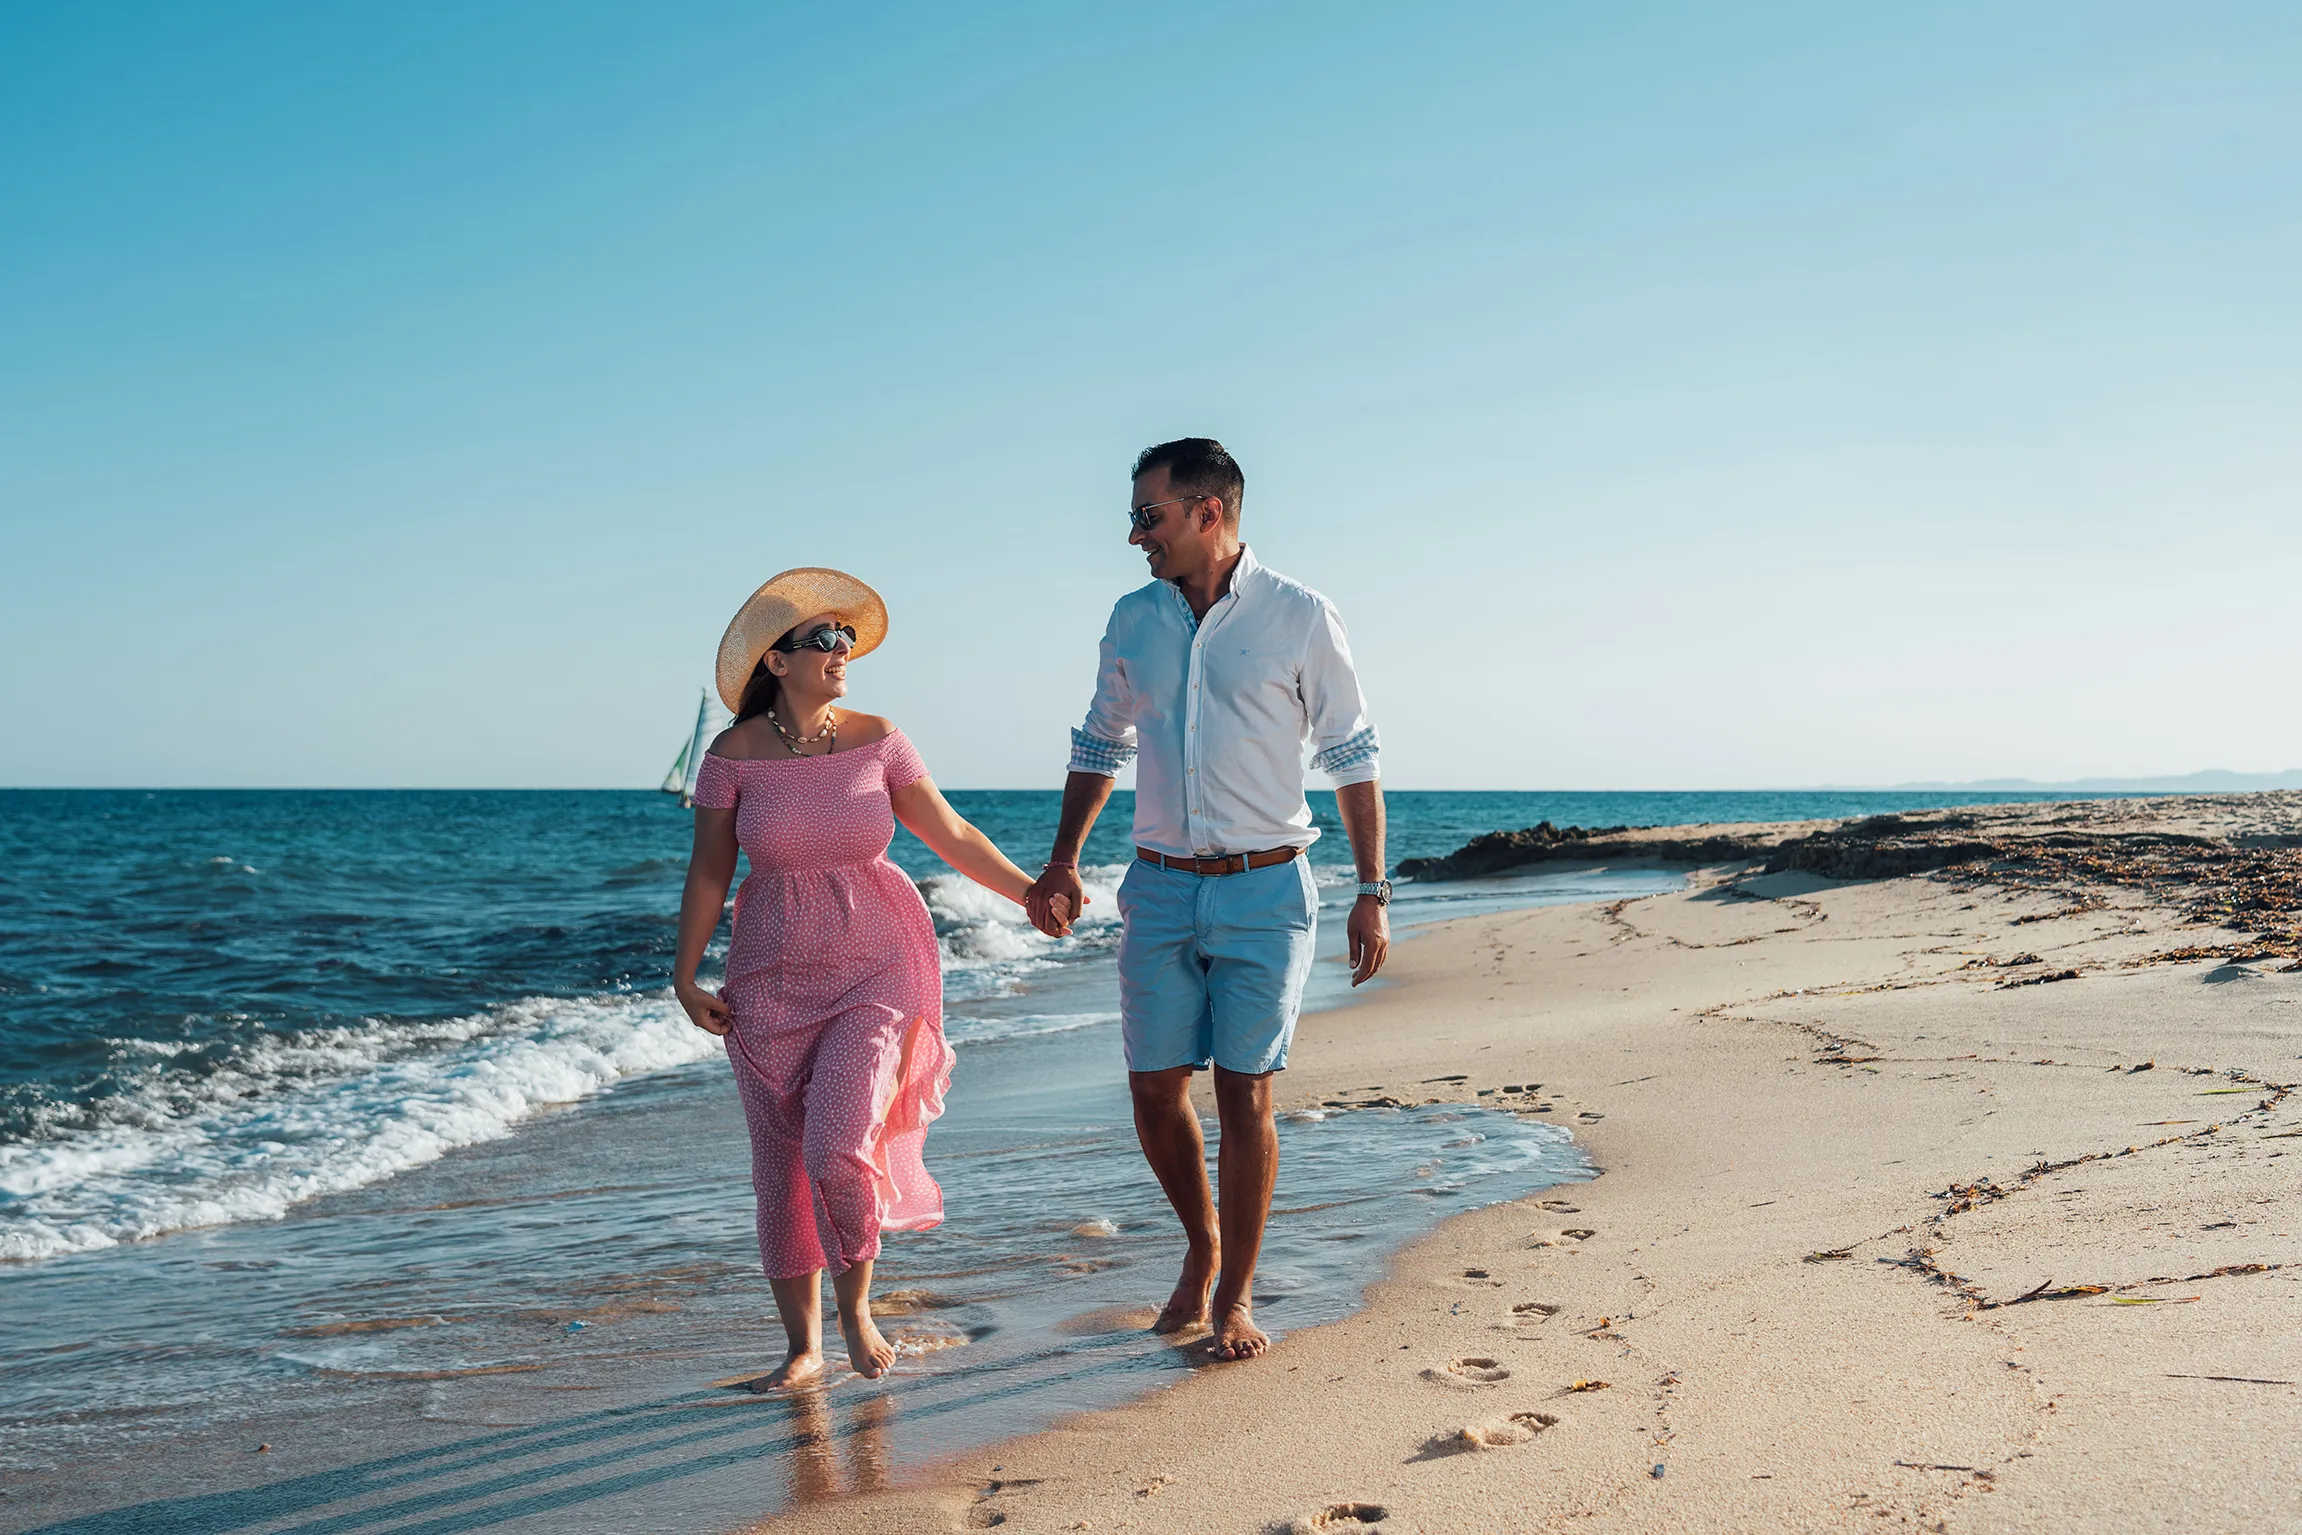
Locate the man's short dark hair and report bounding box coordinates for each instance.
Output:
[1132,437,1245,525]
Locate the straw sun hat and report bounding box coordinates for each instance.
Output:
[714,567,889,713]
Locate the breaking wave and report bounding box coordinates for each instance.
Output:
[0,991,718,1262]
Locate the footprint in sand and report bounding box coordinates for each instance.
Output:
[1282,1502,1388,1532]
[1420,1411,1561,1456]
[1529,1228,1596,1248]
[968,1476,1043,1528]
[1422,1355,1511,1388]
[1459,1268,1503,1286]
[1511,1301,1561,1323]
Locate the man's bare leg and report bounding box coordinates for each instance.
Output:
[1129,1065,1219,1331]
[760,1272,825,1388]
[1209,1066,1278,1359]
[831,1258,896,1380]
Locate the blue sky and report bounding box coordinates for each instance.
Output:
[3,2,2296,788]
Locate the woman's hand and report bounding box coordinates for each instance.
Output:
[676,975,732,1036]
[1026,866,1085,937]
[674,808,739,1036]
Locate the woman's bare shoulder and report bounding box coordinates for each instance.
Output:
[708,719,781,762]
[835,710,895,748]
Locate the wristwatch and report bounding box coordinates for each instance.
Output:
[1356,880,1392,906]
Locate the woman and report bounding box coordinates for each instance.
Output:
[672,567,1060,1388]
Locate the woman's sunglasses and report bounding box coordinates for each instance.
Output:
[773,623,858,655]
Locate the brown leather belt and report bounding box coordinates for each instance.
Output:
[1136,845,1303,877]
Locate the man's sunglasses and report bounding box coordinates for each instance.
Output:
[772,623,858,655]
[1128,493,1217,533]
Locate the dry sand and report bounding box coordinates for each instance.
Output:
[780,795,2302,1534]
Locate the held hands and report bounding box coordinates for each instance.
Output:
[675,975,732,1036]
[1024,865,1088,938]
[1347,894,1390,986]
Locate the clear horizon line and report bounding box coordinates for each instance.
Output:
[5,780,2294,795]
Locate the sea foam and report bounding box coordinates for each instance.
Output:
[0,991,720,1262]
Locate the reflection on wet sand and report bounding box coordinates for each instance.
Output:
[776,1391,894,1509]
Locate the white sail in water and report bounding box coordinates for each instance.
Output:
[660,690,722,807]
[659,738,692,797]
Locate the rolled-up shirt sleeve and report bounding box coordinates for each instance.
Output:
[1067,612,1138,777]
[1302,600,1381,786]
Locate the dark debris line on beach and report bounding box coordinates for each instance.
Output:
[1395,796,2302,969]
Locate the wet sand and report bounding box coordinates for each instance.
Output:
[783,794,2302,1534]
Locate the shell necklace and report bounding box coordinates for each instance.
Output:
[768,707,837,756]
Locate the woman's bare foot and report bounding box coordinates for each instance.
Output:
[839,1309,897,1380]
[1152,1245,1218,1334]
[1211,1300,1269,1361]
[754,1348,824,1390]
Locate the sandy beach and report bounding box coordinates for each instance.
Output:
[782,793,2302,1534]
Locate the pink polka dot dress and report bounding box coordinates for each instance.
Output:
[691,729,952,1279]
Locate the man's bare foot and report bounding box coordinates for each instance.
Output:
[1211,1301,1269,1361]
[752,1348,824,1390]
[839,1310,897,1380]
[1152,1247,1218,1333]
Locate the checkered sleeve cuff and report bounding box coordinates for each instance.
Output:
[1068,728,1136,777]
[1310,726,1381,784]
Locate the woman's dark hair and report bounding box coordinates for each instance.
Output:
[735,660,779,723]
[734,624,801,722]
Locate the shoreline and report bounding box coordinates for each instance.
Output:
[0,872,1638,1532]
[778,793,2302,1534]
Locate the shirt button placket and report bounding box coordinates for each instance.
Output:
[1187,622,1205,847]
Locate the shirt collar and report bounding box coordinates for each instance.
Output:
[1231,544,1262,591]
[1162,544,1260,612]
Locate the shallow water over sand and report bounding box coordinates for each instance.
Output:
[2,1013,1586,1532]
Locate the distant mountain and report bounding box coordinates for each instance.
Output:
[1880,769,2302,794]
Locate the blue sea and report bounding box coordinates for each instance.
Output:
[0,786,2109,1529]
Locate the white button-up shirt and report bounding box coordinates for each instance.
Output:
[1068,546,1380,857]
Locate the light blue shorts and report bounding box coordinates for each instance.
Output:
[1115,855,1319,1075]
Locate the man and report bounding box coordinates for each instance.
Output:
[1026,437,1390,1362]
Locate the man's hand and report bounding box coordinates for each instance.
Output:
[1026,865,1086,937]
[1333,780,1388,985]
[1347,894,1389,986]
